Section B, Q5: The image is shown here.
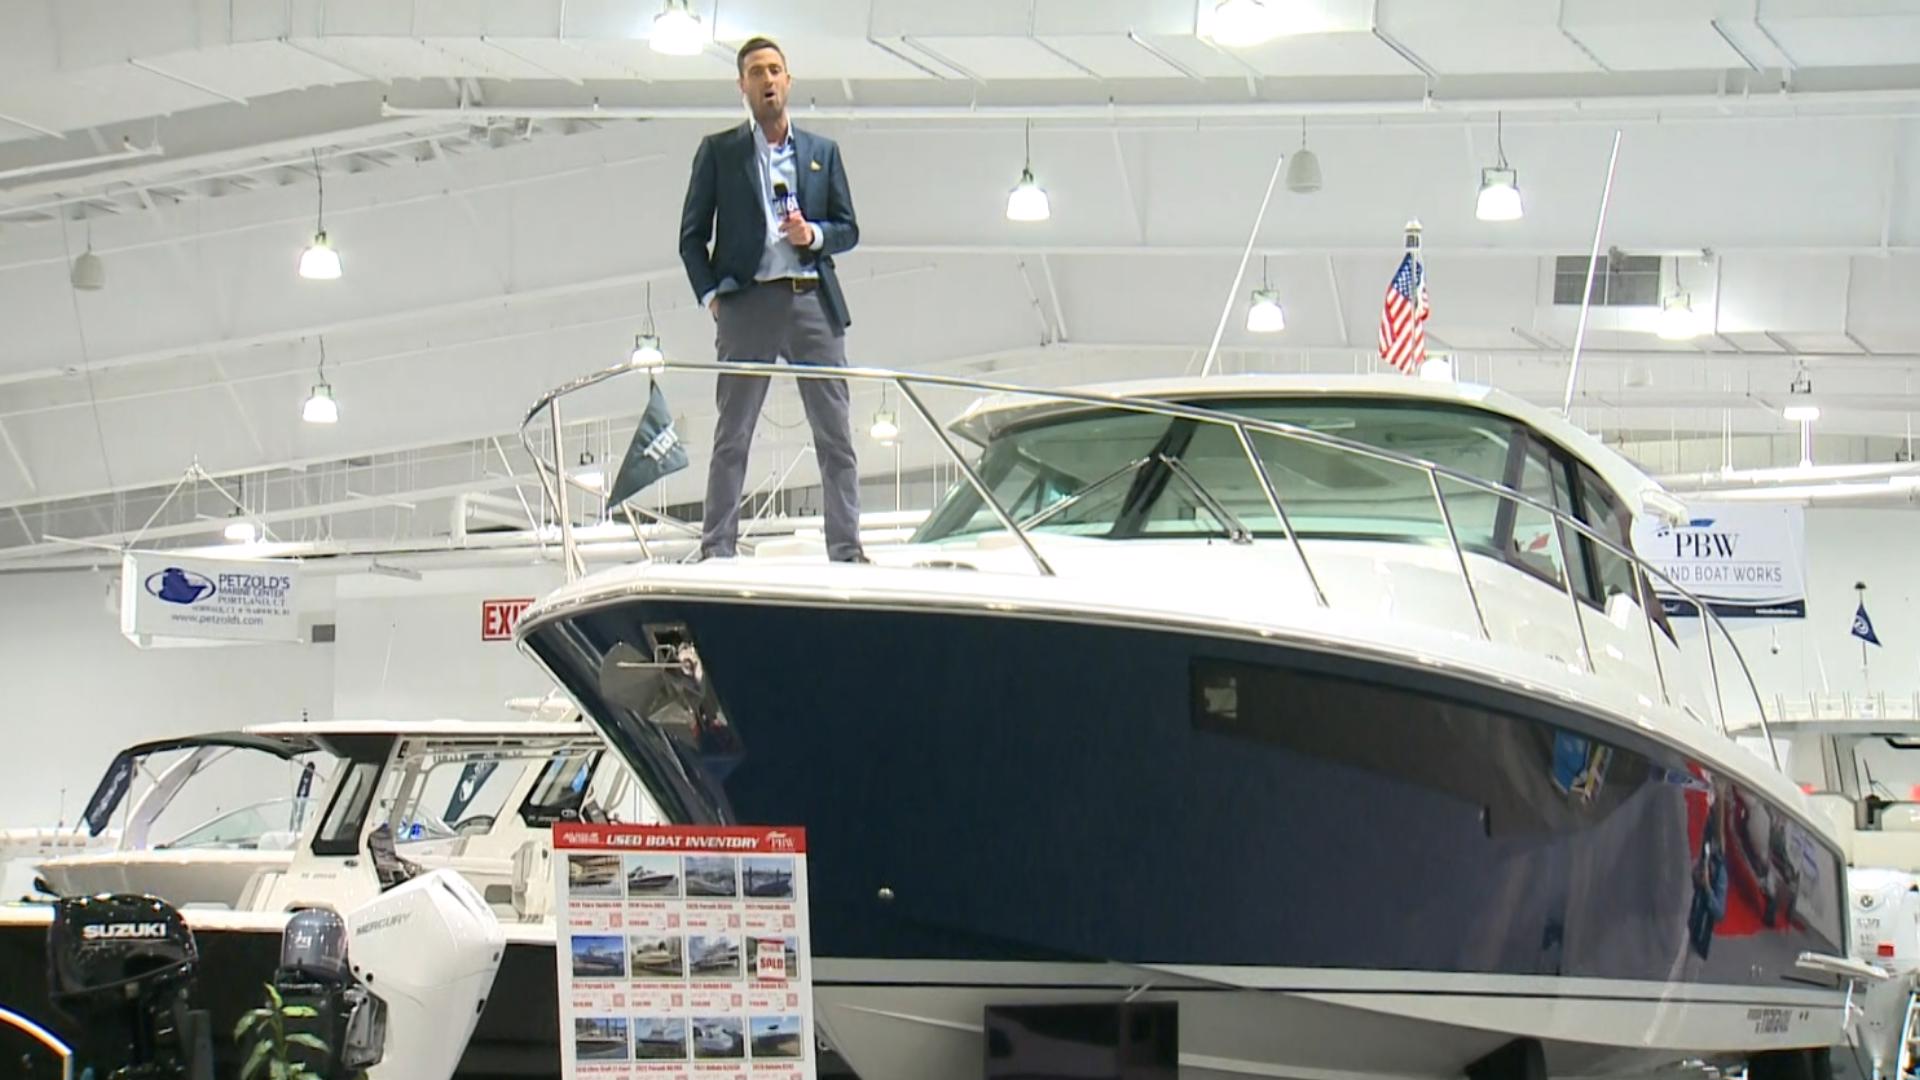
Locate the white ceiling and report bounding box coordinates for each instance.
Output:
[2,0,1919,561]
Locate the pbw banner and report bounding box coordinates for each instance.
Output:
[1631,502,1806,619]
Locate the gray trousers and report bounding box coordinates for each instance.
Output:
[701,279,863,561]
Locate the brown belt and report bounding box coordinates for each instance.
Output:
[762,277,819,294]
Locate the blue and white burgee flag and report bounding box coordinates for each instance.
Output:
[1853,601,1882,646]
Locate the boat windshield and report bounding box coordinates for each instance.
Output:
[158,797,316,850]
[922,398,1560,545]
[1853,735,1920,806]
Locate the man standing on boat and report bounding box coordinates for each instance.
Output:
[679,36,867,563]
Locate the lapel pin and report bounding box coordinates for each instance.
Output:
[810,160,822,171]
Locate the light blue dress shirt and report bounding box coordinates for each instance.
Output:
[702,120,824,309]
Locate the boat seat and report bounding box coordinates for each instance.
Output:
[1882,804,1920,832]
[254,830,298,851]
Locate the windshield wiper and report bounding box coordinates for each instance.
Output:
[1159,454,1253,544]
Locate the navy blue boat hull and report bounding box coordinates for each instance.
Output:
[523,594,1846,995]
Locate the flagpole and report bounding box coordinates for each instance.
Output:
[1858,581,1870,675]
[1201,143,1288,379]
[1561,129,1624,418]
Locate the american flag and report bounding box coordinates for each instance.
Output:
[1378,252,1429,374]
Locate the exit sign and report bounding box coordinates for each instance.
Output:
[481,599,534,642]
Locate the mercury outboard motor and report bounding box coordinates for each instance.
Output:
[270,909,386,1077]
[46,893,211,1080]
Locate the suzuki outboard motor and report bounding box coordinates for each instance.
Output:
[46,893,210,1080]
[270,909,386,1077]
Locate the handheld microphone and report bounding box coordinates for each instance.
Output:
[772,180,798,220]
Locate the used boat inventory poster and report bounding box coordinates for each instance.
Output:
[554,823,815,1079]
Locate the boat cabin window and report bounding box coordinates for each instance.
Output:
[519,750,605,827]
[401,759,531,840]
[313,761,382,856]
[919,398,1655,604]
[1854,736,1920,808]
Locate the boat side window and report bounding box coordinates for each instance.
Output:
[520,750,604,827]
[1573,464,1639,606]
[313,762,381,857]
[1506,441,1569,586]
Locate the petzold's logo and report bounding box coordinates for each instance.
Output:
[144,567,217,606]
[81,922,170,941]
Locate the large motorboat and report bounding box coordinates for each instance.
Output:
[0,714,657,1079]
[1765,709,1920,1079]
[516,365,1861,1080]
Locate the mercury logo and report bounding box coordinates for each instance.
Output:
[81,922,170,941]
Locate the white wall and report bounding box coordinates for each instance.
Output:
[330,563,567,723]
[0,568,333,828]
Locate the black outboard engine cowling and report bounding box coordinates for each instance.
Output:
[46,893,210,1079]
[271,909,385,1076]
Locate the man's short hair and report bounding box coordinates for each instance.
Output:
[736,37,785,76]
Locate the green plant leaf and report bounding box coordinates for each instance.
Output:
[270,1059,289,1080]
[264,983,284,1009]
[287,1033,329,1052]
[235,1009,270,1042]
[241,1038,272,1080]
[282,1005,319,1018]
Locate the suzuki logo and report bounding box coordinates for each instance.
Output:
[81,922,170,941]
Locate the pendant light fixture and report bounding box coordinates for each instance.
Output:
[1475,113,1523,223]
[650,0,706,56]
[299,150,342,280]
[870,386,900,443]
[1783,365,1819,423]
[302,337,339,424]
[1285,118,1322,195]
[1005,120,1051,223]
[1246,255,1285,333]
[223,507,259,544]
[631,282,666,368]
[70,214,105,291]
[574,450,606,493]
[1211,0,1284,47]
[1656,257,1698,341]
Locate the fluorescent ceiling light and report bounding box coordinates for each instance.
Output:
[1245,288,1285,333]
[1475,167,1522,222]
[299,232,341,280]
[650,1,706,56]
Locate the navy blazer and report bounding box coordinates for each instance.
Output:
[679,122,859,332]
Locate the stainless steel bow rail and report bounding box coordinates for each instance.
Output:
[521,358,1778,764]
